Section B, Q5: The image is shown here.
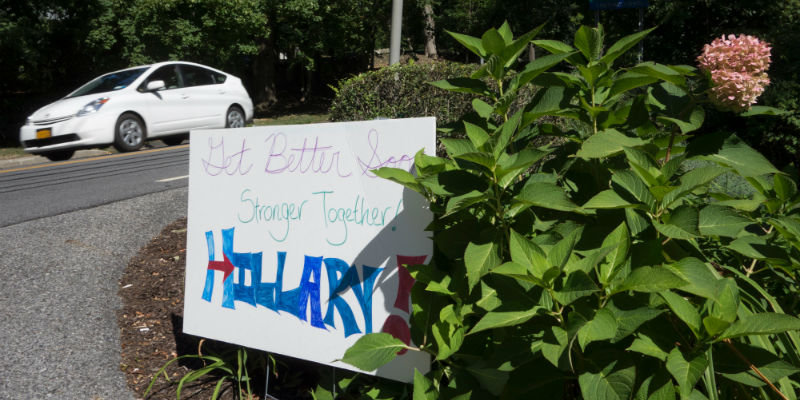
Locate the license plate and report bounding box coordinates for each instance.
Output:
[36,128,52,139]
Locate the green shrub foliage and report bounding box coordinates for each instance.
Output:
[329,61,477,125]
[340,23,800,399]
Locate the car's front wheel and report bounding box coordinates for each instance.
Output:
[226,106,245,128]
[43,149,75,162]
[114,113,146,152]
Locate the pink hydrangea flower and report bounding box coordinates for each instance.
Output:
[697,34,771,112]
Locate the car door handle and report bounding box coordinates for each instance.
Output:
[181,94,189,99]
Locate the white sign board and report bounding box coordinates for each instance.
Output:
[183,117,435,382]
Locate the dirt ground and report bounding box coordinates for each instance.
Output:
[117,219,326,400]
[116,218,211,399]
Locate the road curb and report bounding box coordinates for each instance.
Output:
[0,149,113,170]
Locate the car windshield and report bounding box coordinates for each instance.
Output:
[66,67,149,98]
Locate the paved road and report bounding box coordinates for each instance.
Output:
[0,145,190,227]
[0,149,191,399]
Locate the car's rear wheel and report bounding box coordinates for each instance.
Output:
[114,113,146,152]
[226,106,245,128]
[161,135,187,146]
[43,149,75,162]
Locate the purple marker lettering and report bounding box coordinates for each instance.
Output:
[357,129,414,177]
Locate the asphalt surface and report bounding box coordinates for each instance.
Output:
[0,146,190,227]
[0,150,189,399]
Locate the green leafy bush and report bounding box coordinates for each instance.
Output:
[329,61,477,126]
[340,23,800,399]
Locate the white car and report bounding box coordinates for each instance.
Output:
[20,61,254,161]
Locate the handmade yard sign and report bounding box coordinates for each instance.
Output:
[183,117,435,382]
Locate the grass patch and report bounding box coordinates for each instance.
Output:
[254,113,330,126]
[0,147,29,160]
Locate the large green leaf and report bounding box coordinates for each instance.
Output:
[509,229,551,278]
[516,181,582,212]
[499,24,544,70]
[727,235,789,261]
[492,109,522,158]
[609,71,659,98]
[658,106,705,134]
[553,271,600,305]
[666,348,708,398]
[455,152,496,169]
[661,165,728,207]
[715,343,800,387]
[470,309,540,335]
[464,363,509,396]
[476,281,501,312]
[464,241,501,291]
[373,167,424,194]
[653,206,699,240]
[616,266,687,293]
[667,257,720,300]
[445,30,486,58]
[599,222,631,285]
[612,170,657,212]
[440,138,477,157]
[576,129,645,159]
[574,25,603,62]
[444,190,488,216]
[481,28,505,55]
[463,121,490,149]
[413,369,437,400]
[698,205,750,237]
[497,149,550,188]
[774,173,798,202]
[622,147,661,188]
[630,62,686,87]
[601,27,655,66]
[432,321,465,360]
[430,77,490,96]
[607,304,663,343]
[582,189,634,209]
[578,308,618,350]
[514,52,575,88]
[707,137,779,178]
[718,313,800,341]
[741,105,790,116]
[627,334,669,361]
[532,39,576,55]
[634,369,676,400]
[548,226,583,271]
[578,352,636,400]
[709,278,738,324]
[340,333,407,371]
[625,208,651,236]
[660,290,701,334]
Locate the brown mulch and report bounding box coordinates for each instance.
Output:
[117,218,322,400]
[117,218,252,400]
[117,218,200,399]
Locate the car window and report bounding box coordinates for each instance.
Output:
[139,65,181,91]
[66,67,149,98]
[180,64,217,87]
[212,71,227,83]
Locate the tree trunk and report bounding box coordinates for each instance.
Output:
[422,1,437,59]
[252,36,278,111]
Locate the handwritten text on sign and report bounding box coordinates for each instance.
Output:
[183,118,435,382]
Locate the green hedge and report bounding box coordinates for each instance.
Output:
[329,61,477,125]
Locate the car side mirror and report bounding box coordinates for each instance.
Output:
[146,80,166,91]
